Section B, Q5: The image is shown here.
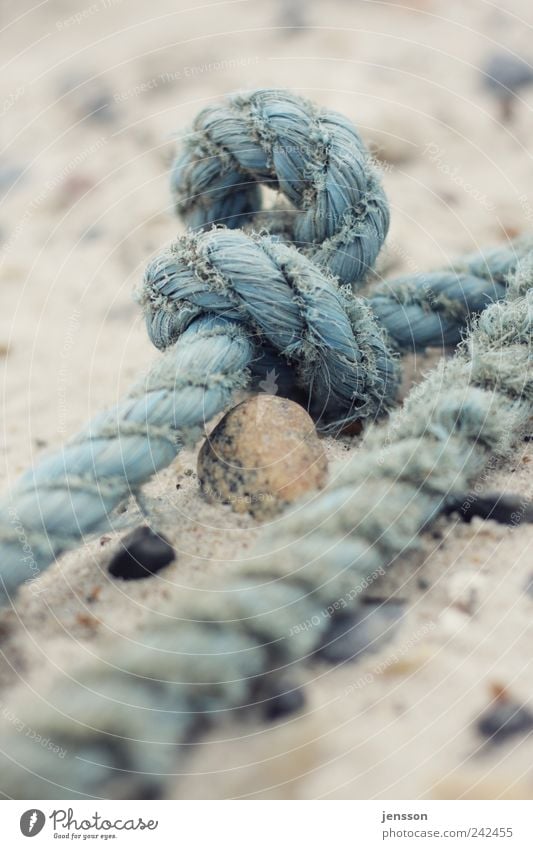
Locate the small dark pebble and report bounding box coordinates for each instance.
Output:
[482,52,533,96]
[262,683,305,722]
[477,701,533,743]
[361,595,405,606]
[443,492,533,525]
[136,782,164,800]
[524,573,533,598]
[316,602,404,665]
[339,419,364,437]
[108,526,175,580]
[61,77,116,124]
[417,576,430,590]
[481,52,533,122]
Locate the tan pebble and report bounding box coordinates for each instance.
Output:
[500,223,522,240]
[75,613,99,629]
[197,395,328,519]
[489,681,510,703]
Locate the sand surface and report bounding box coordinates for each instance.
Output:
[1,0,533,799]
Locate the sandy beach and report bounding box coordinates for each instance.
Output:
[1,0,533,799]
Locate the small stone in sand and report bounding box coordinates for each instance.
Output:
[443,491,533,524]
[482,52,533,97]
[316,602,404,664]
[477,700,533,743]
[262,682,306,722]
[524,573,533,598]
[481,52,533,121]
[108,526,175,580]
[197,395,328,519]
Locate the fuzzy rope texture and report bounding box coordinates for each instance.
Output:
[171,88,390,286]
[0,261,531,799]
[0,232,529,608]
[142,228,400,425]
[370,236,533,350]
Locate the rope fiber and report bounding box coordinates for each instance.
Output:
[0,263,530,799]
[0,88,531,800]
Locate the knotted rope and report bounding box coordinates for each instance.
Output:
[0,87,529,608]
[1,261,531,799]
[0,87,531,798]
[0,230,529,607]
[370,236,533,350]
[171,88,390,286]
[142,228,400,427]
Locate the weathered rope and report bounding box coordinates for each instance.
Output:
[0,315,253,606]
[144,228,533,360]
[141,228,400,427]
[370,236,533,350]
[0,232,529,608]
[0,262,531,799]
[171,88,390,286]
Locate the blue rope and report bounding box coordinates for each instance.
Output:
[370,237,533,350]
[0,87,532,798]
[0,86,530,611]
[171,88,390,286]
[0,228,529,607]
[142,228,400,429]
[1,277,531,799]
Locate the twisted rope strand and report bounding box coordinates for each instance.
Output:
[371,235,533,350]
[2,88,531,800]
[141,228,400,426]
[0,317,253,606]
[0,232,529,607]
[171,88,390,286]
[1,265,531,799]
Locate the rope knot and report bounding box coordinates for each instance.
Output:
[142,228,400,432]
[171,88,390,288]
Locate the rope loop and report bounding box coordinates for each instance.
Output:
[171,89,390,287]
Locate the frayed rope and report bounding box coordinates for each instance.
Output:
[0,266,531,799]
[171,88,390,286]
[0,89,528,607]
[0,229,528,606]
[0,87,532,798]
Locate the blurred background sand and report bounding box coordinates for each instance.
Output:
[1,0,533,799]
